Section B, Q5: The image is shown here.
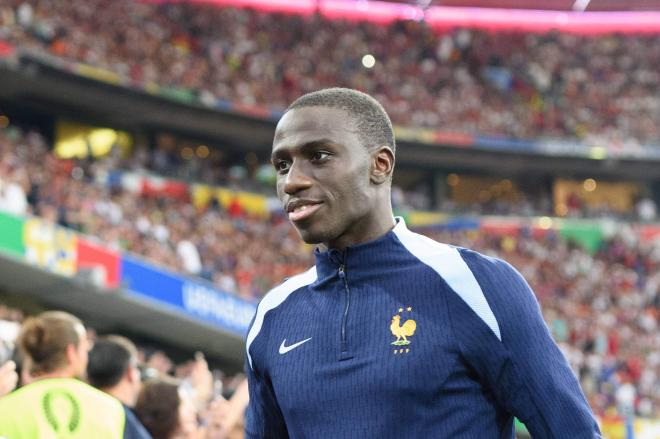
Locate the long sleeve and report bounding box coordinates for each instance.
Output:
[245,358,288,439]
[457,250,602,438]
[243,269,317,438]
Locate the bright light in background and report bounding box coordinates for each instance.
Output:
[538,216,553,230]
[181,146,194,160]
[572,0,591,12]
[589,146,606,160]
[196,145,210,158]
[362,54,376,69]
[55,122,133,159]
[583,178,597,192]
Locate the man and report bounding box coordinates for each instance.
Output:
[0,311,139,438]
[87,336,152,439]
[245,88,602,438]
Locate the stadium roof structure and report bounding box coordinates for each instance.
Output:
[150,0,660,33]
[386,0,660,11]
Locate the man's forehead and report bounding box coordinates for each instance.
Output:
[273,106,357,146]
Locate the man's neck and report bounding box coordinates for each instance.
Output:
[32,370,75,381]
[326,204,395,251]
[104,382,135,407]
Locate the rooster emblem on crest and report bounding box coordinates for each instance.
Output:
[390,307,417,346]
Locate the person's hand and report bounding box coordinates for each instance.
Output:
[202,378,248,439]
[189,352,213,409]
[0,361,18,397]
[201,397,230,439]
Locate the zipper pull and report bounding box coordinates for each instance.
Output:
[338,264,345,279]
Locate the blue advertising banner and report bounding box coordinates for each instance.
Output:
[120,255,256,336]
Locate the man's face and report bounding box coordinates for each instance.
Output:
[272,107,377,249]
[72,324,89,379]
[128,359,142,405]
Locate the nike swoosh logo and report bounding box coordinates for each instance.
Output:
[279,337,312,354]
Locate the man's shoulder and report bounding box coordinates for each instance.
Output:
[456,246,525,287]
[393,226,456,258]
[246,266,317,369]
[258,266,317,311]
[393,227,505,279]
[455,246,511,272]
[456,247,542,339]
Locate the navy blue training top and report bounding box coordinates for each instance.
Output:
[245,218,602,438]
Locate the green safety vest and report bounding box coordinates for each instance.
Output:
[0,377,125,439]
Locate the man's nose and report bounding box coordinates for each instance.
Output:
[283,162,313,195]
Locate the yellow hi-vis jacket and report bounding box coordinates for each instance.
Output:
[0,377,126,439]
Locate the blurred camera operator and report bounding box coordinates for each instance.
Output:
[0,311,145,438]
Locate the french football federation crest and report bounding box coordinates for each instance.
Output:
[391,307,416,354]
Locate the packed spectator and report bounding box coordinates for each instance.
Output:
[0,0,659,146]
[0,305,248,438]
[0,123,658,420]
[0,125,312,300]
[0,0,656,432]
[0,310,148,437]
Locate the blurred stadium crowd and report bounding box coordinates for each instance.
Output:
[1,0,659,145]
[1,123,658,420]
[0,307,248,438]
[0,126,310,299]
[0,0,658,434]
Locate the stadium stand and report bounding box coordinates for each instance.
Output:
[0,0,659,146]
[0,303,248,438]
[0,121,657,422]
[0,126,310,299]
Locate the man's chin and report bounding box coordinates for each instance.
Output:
[298,231,324,245]
[295,226,328,245]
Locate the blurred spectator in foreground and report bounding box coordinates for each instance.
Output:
[175,353,249,438]
[135,359,249,439]
[88,335,153,438]
[135,378,201,439]
[0,311,142,438]
[0,360,17,397]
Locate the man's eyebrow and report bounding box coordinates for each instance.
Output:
[271,139,336,160]
[300,139,336,151]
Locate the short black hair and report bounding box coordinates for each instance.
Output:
[287,88,396,154]
[87,335,137,389]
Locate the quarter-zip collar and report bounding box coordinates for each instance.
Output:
[312,217,406,284]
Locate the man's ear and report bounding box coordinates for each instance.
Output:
[370,146,395,185]
[126,364,140,384]
[65,343,78,367]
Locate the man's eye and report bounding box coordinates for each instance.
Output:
[275,161,291,173]
[311,151,330,162]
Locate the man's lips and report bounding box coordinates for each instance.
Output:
[287,202,323,222]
